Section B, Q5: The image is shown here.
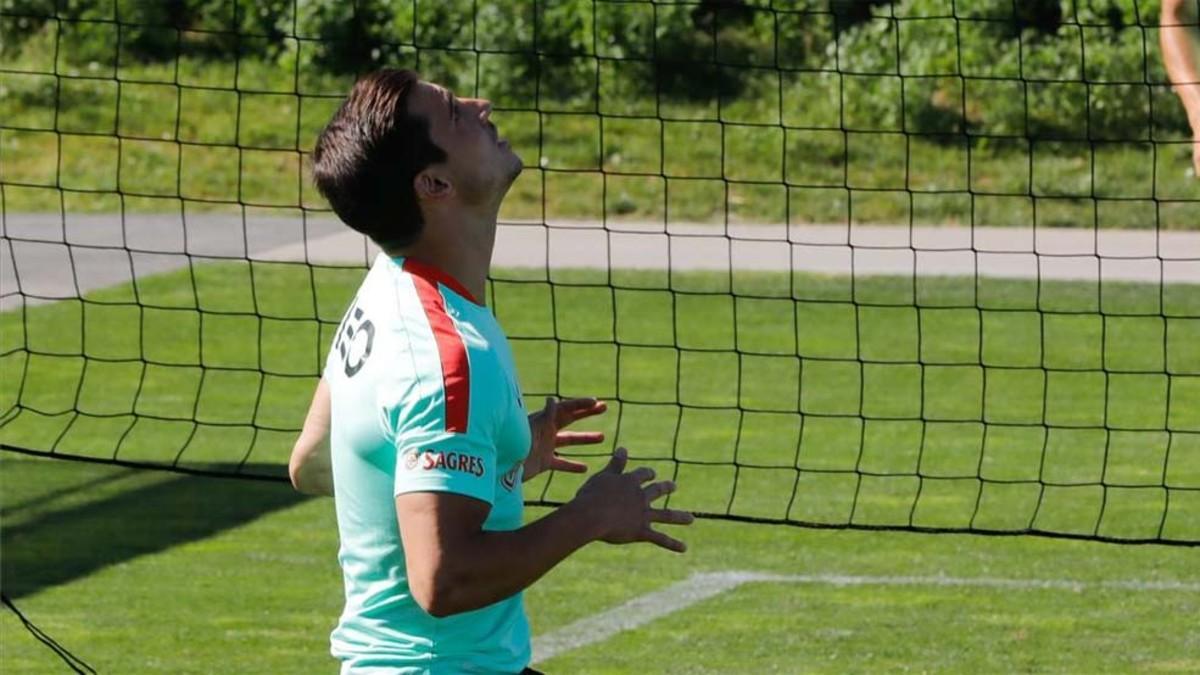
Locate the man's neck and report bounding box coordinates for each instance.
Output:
[391,205,499,305]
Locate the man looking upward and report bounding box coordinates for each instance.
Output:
[1162,0,1200,174]
[288,69,693,674]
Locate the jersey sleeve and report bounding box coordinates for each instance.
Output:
[384,264,508,506]
[393,427,497,505]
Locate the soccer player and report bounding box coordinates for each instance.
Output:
[1162,0,1200,174]
[287,69,693,674]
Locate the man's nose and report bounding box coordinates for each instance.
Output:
[469,98,493,121]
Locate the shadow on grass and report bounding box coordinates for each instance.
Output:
[1,467,142,521]
[0,462,309,601]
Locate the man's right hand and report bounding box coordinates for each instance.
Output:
[570,447,695,552]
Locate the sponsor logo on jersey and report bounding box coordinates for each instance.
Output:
[402,448,420,470]
[501,463,522,491]
[402,449,486,478]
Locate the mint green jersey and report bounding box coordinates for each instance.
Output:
[325,254,533,674]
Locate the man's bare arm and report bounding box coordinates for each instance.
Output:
[397,448,693,618]
[1162,0,1200,172]
[288,378,333,496]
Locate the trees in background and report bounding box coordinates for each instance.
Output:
[0,0,1187,137]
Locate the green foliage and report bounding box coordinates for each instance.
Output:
[0,0,293,62]
[831,0,1189,139]
[292,0,406,75]
[0,0,1190,137]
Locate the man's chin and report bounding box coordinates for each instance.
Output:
[504,150,524,182]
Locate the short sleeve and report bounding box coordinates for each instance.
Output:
[393,429,497,505]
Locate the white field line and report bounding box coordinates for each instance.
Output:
[530,570,1200,664]
[531,572,755,665]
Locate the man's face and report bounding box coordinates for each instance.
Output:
[407,80,522,205]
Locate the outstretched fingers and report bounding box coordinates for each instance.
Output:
[642,527,687,553]
[642,482,692,552]
[554,430,605,447]
[627,466,656,485]
[649,507,694,525]
[555,398,607,426]
[605,447,629,473]
[547,455,589,474]
[642,479,676,502]
[582,449,692,553]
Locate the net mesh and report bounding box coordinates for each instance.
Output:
[1,0,1198,545]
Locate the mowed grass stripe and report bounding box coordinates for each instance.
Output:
[1,263,1198,542]
[2,454,1198,674]
[537,568,1200,674]
[533,570,1200,666]
[2,59,1199,227]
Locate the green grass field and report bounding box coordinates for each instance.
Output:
[2,453,1199,674]
[2,261,1199,672]
[3,262,1199,539]
[3,58,1199,229]
[4,13,1200,672]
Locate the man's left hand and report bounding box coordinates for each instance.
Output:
[525,397,607,481]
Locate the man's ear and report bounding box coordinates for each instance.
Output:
[414,169,454,202]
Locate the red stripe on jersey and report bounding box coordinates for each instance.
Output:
[401,257,480,305]
[404,260,471,433]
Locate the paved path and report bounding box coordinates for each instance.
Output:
[3,213,1198,310]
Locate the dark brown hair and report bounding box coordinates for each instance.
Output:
[312,69,446,249]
